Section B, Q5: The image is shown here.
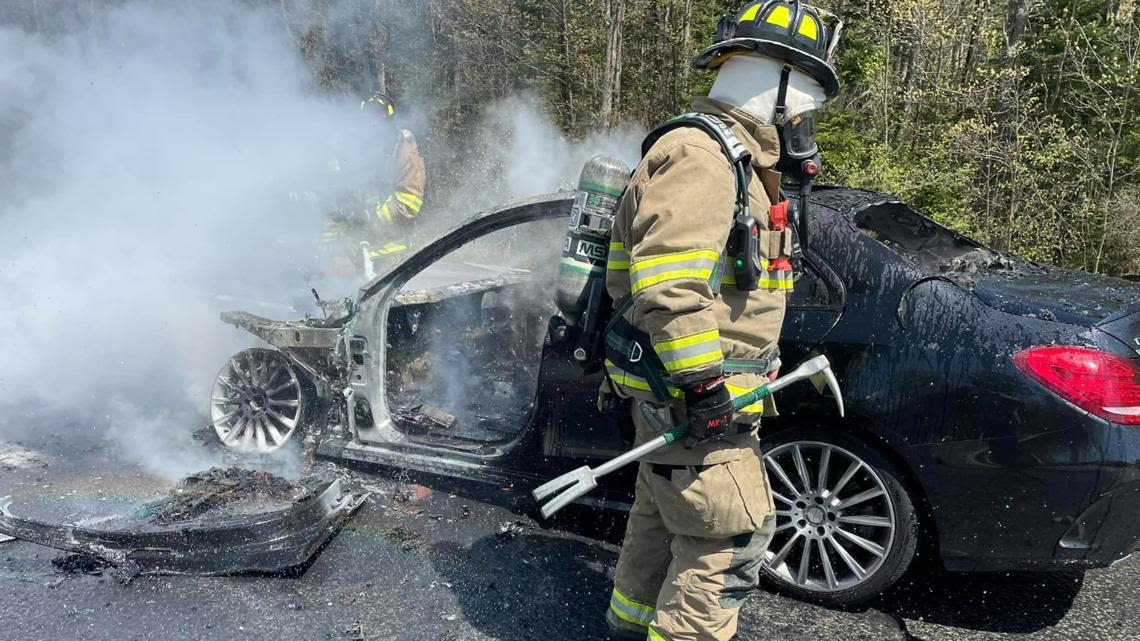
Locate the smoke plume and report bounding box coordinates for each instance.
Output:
[0,1,644,479]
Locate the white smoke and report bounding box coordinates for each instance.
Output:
[0,1,645,480]
[0,2,386,478]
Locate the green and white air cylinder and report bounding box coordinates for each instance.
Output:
[555,155,630,327]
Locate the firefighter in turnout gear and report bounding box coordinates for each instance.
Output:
[322,92,427,275]
[603,2,841,640]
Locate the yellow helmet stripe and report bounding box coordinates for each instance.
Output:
[766,5,791,28]
[799,15,819,40]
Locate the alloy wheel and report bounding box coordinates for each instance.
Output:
[210,348,305,453]
[763,441,897,593]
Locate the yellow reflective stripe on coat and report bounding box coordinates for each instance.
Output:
[609,588,654,627]
[648,626,670,641]
[376,199,395,224]
[395,191,423,214]
[369,241,408,258]
[726,382,765,414]
[629,249,719,294]
[608,241,630,271]
[654,328,723,373]
[604,360,683,399]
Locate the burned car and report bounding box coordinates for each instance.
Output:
[210,187,1140,605]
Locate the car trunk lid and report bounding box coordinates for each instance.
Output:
[970,265,1140,328]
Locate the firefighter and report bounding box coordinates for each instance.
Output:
[602,2,841,640]
[322,92,426,275]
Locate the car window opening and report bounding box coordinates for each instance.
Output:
[853,203,1017,280]
[385,219,563,446]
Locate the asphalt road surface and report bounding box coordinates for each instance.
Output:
[1,434,1137,641]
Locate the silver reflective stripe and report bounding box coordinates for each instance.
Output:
[630,255,718,281]
[657,341,722,366]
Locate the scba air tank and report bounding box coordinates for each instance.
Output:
[556,155,631,328]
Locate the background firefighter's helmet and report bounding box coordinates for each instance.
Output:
[361,92,396,118]
[694,0,842,98]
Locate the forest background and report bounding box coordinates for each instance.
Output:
[7,0,1139,275]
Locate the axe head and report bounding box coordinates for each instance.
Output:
[808,360,845,418]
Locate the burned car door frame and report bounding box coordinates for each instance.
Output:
[334,193,576,467]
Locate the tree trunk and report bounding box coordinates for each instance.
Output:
[680,0,693,101]
[961,0,988,82]
[558,0,575,128]
[601,0,625,126]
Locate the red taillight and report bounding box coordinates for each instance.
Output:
[1014,346,1140,426]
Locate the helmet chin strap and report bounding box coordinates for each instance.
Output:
[773,64,792,126]
[772,63,820,254]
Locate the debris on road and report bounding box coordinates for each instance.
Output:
[139,467,310,525]
[0,467,368,578]
[52,552,111,575]
[0,442,49,469]
[383,524,425,551]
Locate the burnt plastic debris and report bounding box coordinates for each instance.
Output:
[0,466,368,579]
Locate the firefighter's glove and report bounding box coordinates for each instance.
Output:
[682,375,734,447]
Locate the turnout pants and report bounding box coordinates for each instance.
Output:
[608,409,777,641]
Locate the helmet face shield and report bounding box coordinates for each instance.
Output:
[782,110,818,159]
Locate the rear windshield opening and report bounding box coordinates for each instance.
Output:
[854,203,999,274]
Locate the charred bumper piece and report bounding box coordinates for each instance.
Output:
[0,478,366,578]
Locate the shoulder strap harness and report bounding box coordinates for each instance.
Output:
[599,114,783,402]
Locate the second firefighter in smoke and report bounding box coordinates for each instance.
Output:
[322,92,427,278]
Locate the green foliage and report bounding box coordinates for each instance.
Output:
[287,0,1138,274]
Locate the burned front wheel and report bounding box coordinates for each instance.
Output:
[210,348,309,454]
[759,427,920,606]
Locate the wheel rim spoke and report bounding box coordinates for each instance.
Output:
[835,527,887,558]
[792,445,812,494]
[772,491,793,505]
[254,420,268,451]
[796,536,812,585]
[766,457,802,495]
[838,514,892,528]
[818,538,838,590]
[836,488,885,511]
[816,446,831,494]
[769,531,802,568]
[266,381,295,396]
[224,417,247,444]
[229,359,253,388]
[827,534,866,580]
[267,407,297,429]
[264,421,286,446]
[829,460,862,500]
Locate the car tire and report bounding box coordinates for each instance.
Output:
[758,426,919,607]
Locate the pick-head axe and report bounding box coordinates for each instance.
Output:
[532,355,844,519]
